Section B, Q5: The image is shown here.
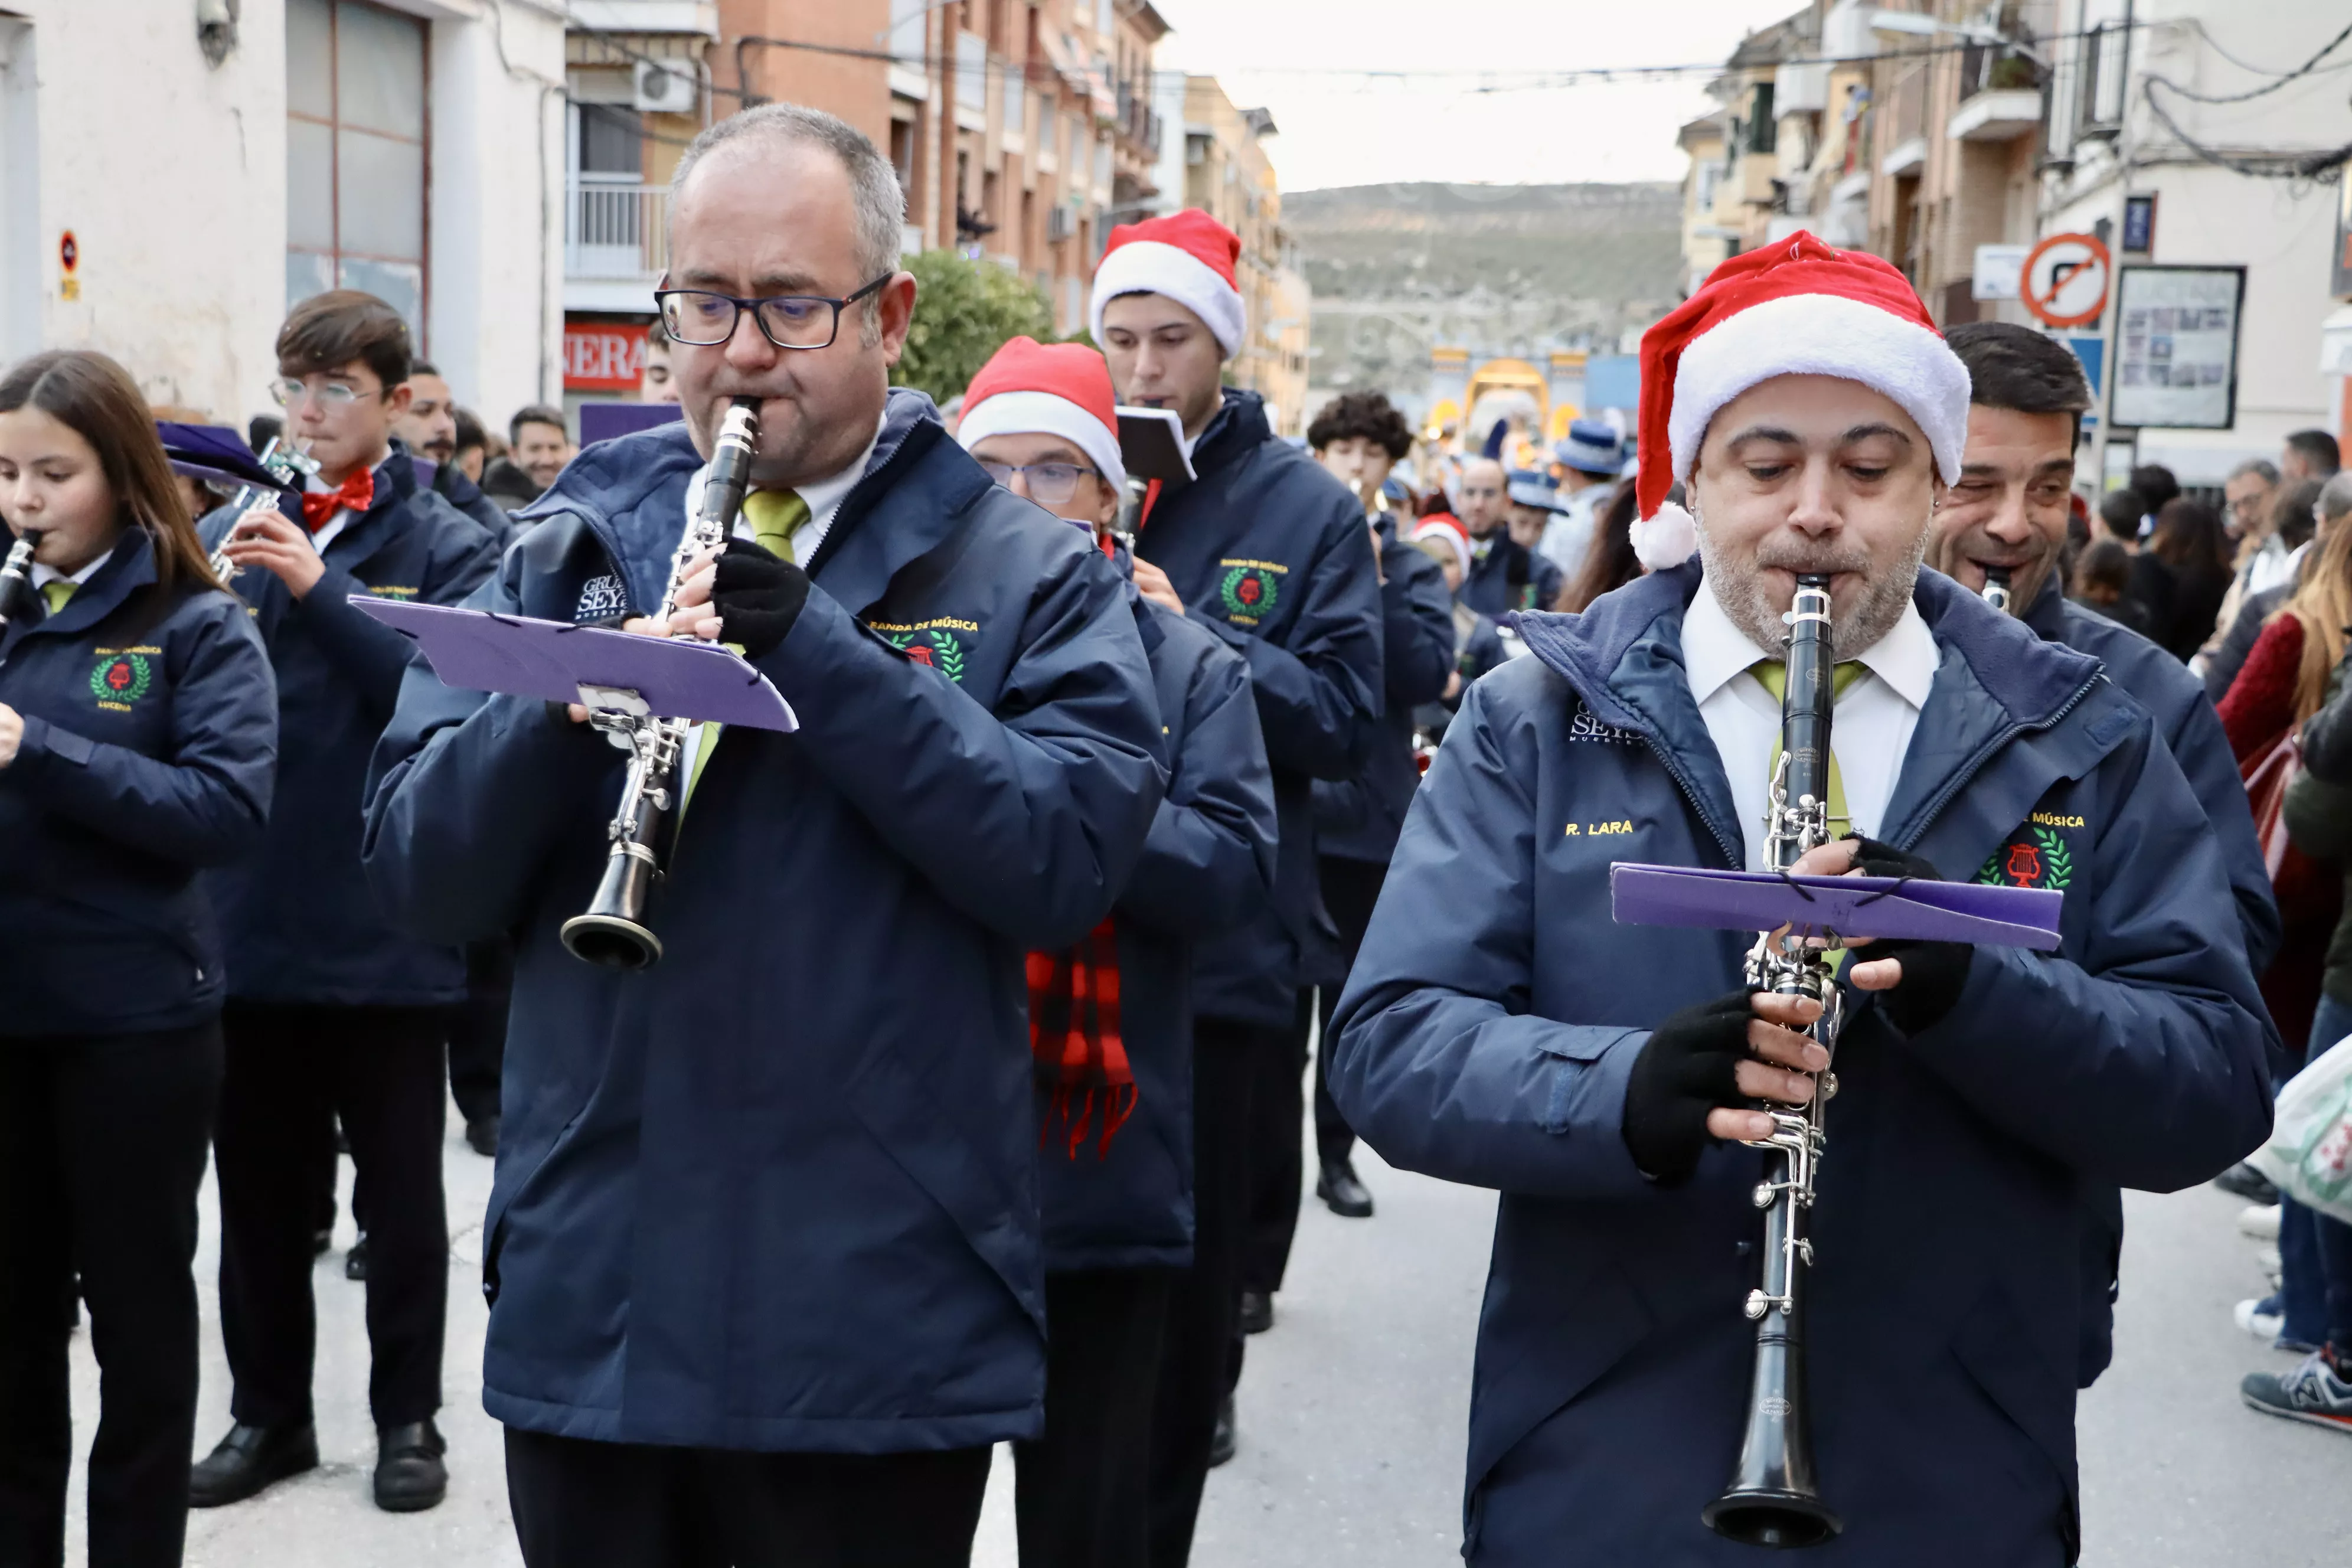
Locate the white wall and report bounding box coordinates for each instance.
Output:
[4,0,563,435]
[8,0,287,420]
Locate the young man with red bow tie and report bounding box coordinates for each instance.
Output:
[192,289,503,1517]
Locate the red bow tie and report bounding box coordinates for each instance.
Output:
[299,469,376,533]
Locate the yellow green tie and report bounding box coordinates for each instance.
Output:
[684,488,808,814]
[1750,659,1869,839]
[41,580,74,616]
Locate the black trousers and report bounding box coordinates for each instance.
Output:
[0,1022,221,1568]
[215,1002,449,1430]
[448,938,513,1126]
[504,1428,991,1568]
[1243,856,1389,1298]
[1015,1268,1173,1568]
[1146,1017,1265,1568]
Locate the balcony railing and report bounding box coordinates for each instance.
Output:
[567,180,669,280]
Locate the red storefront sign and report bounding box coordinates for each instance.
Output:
[563,321,647,391]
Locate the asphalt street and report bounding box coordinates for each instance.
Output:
[55,1093,2352,1566]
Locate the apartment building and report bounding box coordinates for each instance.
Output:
[0,0,565,427]
[1155,77,1308,435]
[559,0,1172,407]
[1678,0,2349,478]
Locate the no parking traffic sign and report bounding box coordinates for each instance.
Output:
[2022,233,2111,329]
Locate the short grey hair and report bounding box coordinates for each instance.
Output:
[669,104,905,342]
[2230,457,2281,486]
[2321,470,2352,522]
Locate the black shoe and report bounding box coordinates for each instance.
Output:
[2215,1161,2280,1204]
[465,1115,501,1158]
[345,1234,368,1282]
[1239,1289,1273,1336]
[1208,1394,1236,1468]
[374,1419,447,1513]
[190,1422,318,1508]
[1316,1158,1375,1219]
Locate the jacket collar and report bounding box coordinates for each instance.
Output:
[2021,571,2069,640]
[1187,388,1272,481]
[22,526,159,644]
[317,446,422,563]
[1515,563,2107,857]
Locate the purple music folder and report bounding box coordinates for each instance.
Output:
[1609,863,2063,951]
[349,597,797,731]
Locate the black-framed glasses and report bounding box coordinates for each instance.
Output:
[655,275,892,351]
[979,461,1103,506]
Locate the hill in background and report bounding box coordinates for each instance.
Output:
[1286,181,1685,419]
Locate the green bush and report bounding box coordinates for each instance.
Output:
[893,249,1055,406]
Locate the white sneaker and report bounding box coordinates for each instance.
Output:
[2240,1204,2284,1240]
[2237,1296,2286,1340]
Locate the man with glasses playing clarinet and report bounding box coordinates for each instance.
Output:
[362,104,1164,1568]
[1327,237,2273,1565]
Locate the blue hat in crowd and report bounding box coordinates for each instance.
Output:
[1553,418,1625,477]
[1506,469,1563,512]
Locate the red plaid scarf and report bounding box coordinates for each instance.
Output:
[1026,917,1136,1159]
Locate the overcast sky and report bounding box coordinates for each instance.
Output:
[1151,0,1807,191]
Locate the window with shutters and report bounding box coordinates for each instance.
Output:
[286,0,429,345]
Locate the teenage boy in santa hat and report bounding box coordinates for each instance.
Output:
[1328,233,2271,1564]
[956,336,1276,1568]
[1090,207,1384,1560]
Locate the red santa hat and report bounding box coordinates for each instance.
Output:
[1409,513,1471,579]
[956,335,1126,492]
[1089,209,1246,360]
[1629,232,1970,570]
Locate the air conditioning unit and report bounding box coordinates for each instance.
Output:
[1047,204,1075,241]
[632,58,705,116]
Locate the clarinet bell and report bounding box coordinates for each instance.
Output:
[560,847,665,969]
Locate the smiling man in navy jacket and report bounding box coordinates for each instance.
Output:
[361,106,1164,1568]
[1092,208,1384,1559]
[191,290,502,1517]
[1331,237,2272,1565]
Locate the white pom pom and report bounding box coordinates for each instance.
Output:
[1632,500,1698,571]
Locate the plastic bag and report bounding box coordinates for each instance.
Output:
[2252,1031,2352,1226]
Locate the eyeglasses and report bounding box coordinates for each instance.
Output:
[270,378,383,409]
[979,461,1103,505]
[655,275,892,351]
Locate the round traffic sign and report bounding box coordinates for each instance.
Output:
[2021,232,2110,329]
[58,231,77,275]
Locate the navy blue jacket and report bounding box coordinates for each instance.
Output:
[1041,580,1276,1273]
[1312,522,1456,867]
[0,530,276,1037]
[1462,533,1562,619]
[2021,574,2283,1387]
[1331,564,2272,1566]
[361,391,1166,1452]
[1136,389,1384,1025]
[416,447,514,543]
[199,452,501,1006]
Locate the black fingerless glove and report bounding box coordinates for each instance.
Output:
[1842,834,1973,1035]
[1622,991,1753,1185]
[713,537,810,659]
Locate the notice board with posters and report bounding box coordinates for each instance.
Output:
[2111,264,2246,430]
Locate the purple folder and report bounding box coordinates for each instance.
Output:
[349,597,797,731]
[1609,863,2063,951]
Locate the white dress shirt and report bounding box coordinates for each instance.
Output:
[303,451,393,553]
[30,545,115,597]
[1680,574,1941,871]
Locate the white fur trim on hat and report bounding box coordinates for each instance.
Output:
[1667,293,1970,488]
[957,390,1126,492]
[1090,241,1246,359]
[1631,499,1699,571]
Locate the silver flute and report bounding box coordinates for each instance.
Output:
[559,396,760,971]
[1703,573,1845,1549]
[208,437,321,586]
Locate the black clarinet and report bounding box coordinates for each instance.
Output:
[0,534,37,632]
[1981,566,2013,615]
[1703,573,1844,1549]
[560,397,760,969]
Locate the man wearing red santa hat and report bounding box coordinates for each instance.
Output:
[1091,208,1385,1562]
[1327,233,2271,1563]
[956,336,1276,1568]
